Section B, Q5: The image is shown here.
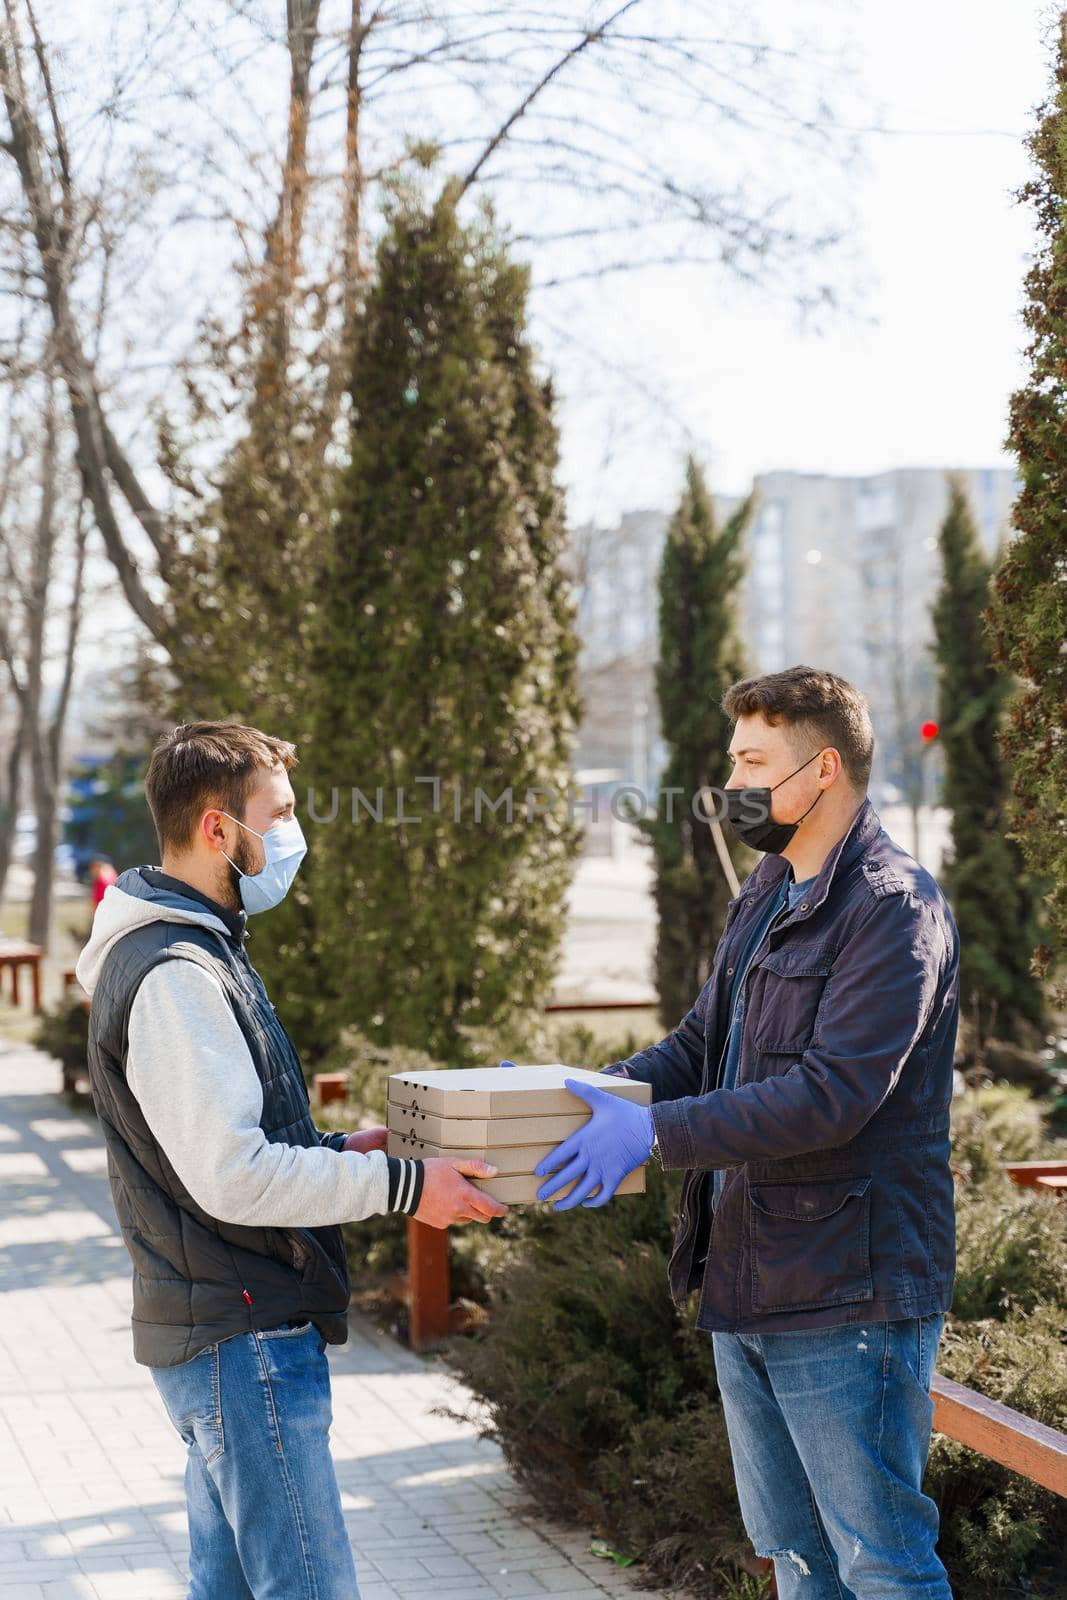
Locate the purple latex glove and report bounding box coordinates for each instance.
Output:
[536,1078,654,1211]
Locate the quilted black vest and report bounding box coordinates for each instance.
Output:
[86,901,351,1368]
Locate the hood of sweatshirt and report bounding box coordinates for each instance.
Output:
[75,866,248,1000]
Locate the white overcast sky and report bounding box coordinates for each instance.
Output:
[550,0,1055,524]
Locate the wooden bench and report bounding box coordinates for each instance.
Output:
[1005,1159,1067,1189]
[931,1371,1067,1498]
[0,939,42,1011]
[736,1372,1067,1596]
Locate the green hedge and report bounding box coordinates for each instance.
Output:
[448,1086,1067,1598]
[450,1161,753,1594]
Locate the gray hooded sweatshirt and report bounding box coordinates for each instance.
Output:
[76,867,423,1227]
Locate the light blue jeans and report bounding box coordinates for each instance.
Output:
[149,1322,360,1599]
[712,1313,952,1599]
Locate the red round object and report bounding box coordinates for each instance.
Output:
[920,720,939,742]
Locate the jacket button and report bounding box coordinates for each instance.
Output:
[800,902,809,911]
[726,966,734,975]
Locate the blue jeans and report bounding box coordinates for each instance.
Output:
[712,1314,952,1599]
[149,1322,360,1599]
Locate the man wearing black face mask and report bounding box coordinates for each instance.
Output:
[551,667,960,1598]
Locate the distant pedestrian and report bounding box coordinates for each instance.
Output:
[87,857,117,911]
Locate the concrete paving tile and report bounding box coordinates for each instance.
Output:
[0,1044,669,1600]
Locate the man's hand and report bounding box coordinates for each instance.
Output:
[536,1079,654,1211]
[414,1159,509,1229]
[342,1127,388,1154]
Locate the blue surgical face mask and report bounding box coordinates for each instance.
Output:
[218,810,307,915]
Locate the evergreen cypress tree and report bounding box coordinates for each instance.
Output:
[987,17,1067,986]
[306,185,581,1059]
[645,458,754,1027]
[152,249,339,1058]
[932,477,1046,1044]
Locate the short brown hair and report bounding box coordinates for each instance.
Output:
[144,721,298,856]
[722,666,874,791]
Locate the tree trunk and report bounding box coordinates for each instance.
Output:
[0,3,169,641]
[21,375,57,949]
[341,0,365,367]
[0,699,27,907]
[26,719,55,949]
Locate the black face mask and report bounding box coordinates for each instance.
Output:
[723,750,825,855]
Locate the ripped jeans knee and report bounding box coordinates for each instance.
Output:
[755,1542,848,1600]
[765,1548,813,1577]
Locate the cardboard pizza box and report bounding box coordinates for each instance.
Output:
[387,1102,587,1149]
[387,1064,650,1119]
[468,1167,646,1204]
[385,1134,554,1175]
[385,1130,647,1202]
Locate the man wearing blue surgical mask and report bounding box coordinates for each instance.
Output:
[77,719,505,1600]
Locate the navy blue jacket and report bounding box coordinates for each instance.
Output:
[603,797,959,1333]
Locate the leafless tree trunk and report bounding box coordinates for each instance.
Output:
[0,0,169,641]
[0,694,28,906]
[340,0,366,374]
[252,0,323,403]
[0,360,87,950]
[22,371,57,949]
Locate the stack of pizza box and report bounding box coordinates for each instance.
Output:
[386,1063,652,1204]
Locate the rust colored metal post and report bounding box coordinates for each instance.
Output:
[406,1218,450,1351]
[313,1071,348,1107]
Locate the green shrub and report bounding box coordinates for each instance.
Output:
[326,1035,1066,1593]
[929,1304,1067,1593]
[449,1163,756,1595]
[447,1085,1067,1597]
[950,1084,1067,1322]
[949,1081,1059,1184]
[952,1177,1067,1321]
[32,1000,90,1089]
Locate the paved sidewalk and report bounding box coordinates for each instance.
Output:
[0,1039,666,1600]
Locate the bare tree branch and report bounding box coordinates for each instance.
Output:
[0,0,169,640]
[456,0,645,196]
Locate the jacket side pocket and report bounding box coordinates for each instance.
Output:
[748,1174,873,1313]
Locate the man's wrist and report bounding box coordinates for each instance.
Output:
[385,1156,425,1215]
[642,1104,659,1165]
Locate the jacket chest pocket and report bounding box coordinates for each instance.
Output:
[748,1174,873,1313]
[748,944,835,1055]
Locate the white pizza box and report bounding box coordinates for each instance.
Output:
[469,1168,645,1204]
[386,1064,650,1119]
[387,1102,586,1149]
[385,1130,647,1202]
[386,1134,555,1175]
